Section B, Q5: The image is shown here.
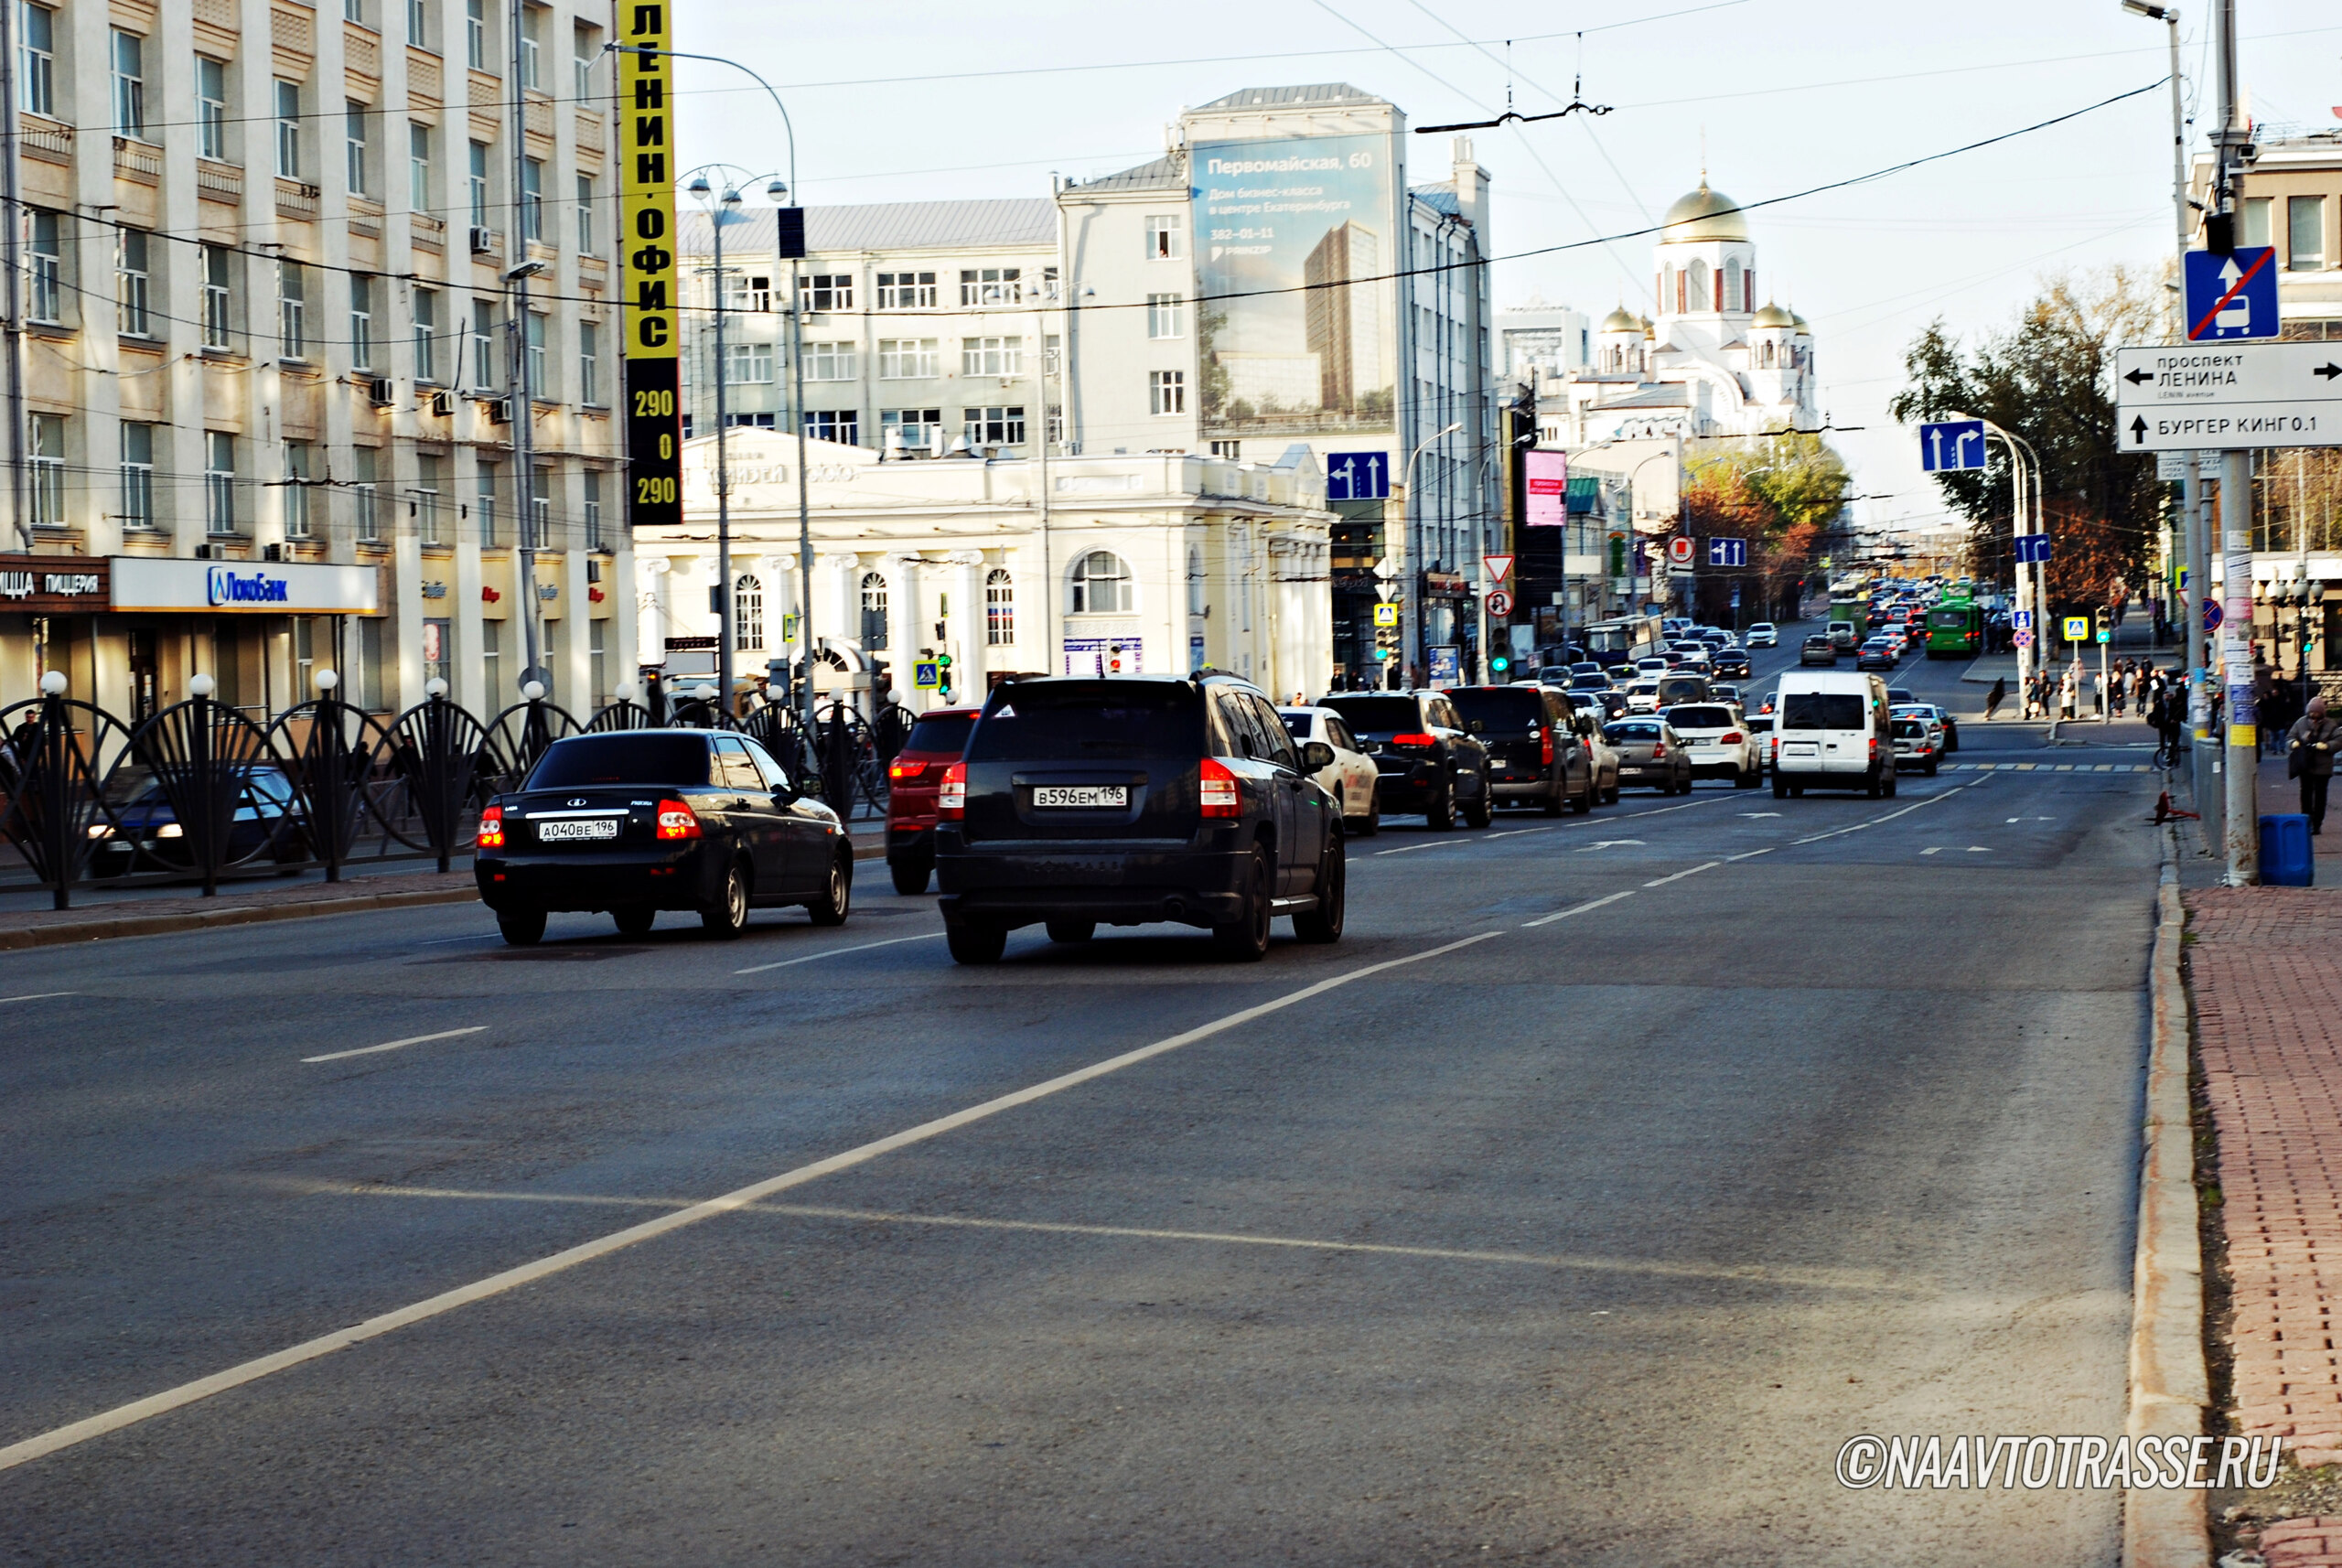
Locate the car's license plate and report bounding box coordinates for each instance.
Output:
[537,817,619,842]
[1031,786,1126,809]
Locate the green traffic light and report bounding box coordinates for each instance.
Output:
[1490,656,1509,671]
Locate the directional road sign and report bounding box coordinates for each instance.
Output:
[2011,609,2033,629]
[1326,451,1390,502]
[1705,536,1747,568]
[2063,615,2090,642]
[1486,589,1514,618]
[2014,534,2054,564]
[1918,419,1989,473]
[2183,246,2278,342]
[2113,340,2342,451]
[1666,536,1695,566]
[1482,553,1514,586]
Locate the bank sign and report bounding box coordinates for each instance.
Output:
[111,557,380,615]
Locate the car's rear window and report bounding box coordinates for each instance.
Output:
[965,682,1203,762]
[527,734,709,787]
[1657,677,1706,703]
[1747,715,1774,732]
[901,714,976,757]
[1780,692,1867,731]
[1893,719,1928,737]
[1318,695,1423,735]
[1668,705,1733,730]
[1280,713,1313,738]
[1606,721,1660,741]
[1444,687,1544,730]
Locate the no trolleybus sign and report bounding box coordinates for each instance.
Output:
[2112,342,2342,451]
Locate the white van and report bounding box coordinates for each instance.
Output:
[1768,670,1896,798]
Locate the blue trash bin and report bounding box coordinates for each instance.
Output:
[2261,812,2315,886]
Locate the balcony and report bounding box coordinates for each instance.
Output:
[275,177,320,222]
[113,137,161,186]
[21,115,70,166]
[524,90,553,143]
[575,107,605,158]
[197,158,243,205]
[343,20,381,81]
[406,48,443,106]
[411,211,446,251]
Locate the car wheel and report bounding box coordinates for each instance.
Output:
[700,857,751,940]
[1212,845,1273,961]
[497,906,547,947]
[1866,770,1884,800]
[1425,787,1456,832]
[1542,777,1566,816]
[1885,771,1899,798]
[1359,794,1381,836]
[887,847,932,896]
[1571,774,1595,814]
[611,906,656,937]
[1925,758,1939,777]
[1045,918,1095,944]
[1735,764,1757,789]
[1772,774,1789,799]
[1604,774,1620,805]
[1948,729,1959,754]
[808,848,853,927]
[1790,784,1806,798]
[1463,776,1493,829]
[945,917,1007,964]
[1293,834,1345,944]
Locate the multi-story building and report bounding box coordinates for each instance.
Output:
[0,0,632,720]
[1498,293,1588,383]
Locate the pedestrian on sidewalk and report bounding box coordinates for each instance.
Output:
[2060,667,2079,720]
[2287,695,2339,834]
[1985,677,2007,721]
[2147,683,2173,765]
[2111,661,2127,717]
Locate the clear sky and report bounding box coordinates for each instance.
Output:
[679,0,2342,542]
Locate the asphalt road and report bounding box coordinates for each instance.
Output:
[0,626,2162,1565]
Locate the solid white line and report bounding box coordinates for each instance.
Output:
[1791,782,1972,845]
[0,928,1503,1475]
[1371,836,1474,856]
[302,1026,488,1065]
[1725,847,1776,862]
[1642,861,1722,887]
[734,932,944,974]
[1520,889,1637,928]
[0,991,76,1004]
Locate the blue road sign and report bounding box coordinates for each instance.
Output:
[1326,450,1390,502]
[2011,609,2033,629]
[2014,534,2054,565]
[2184,246,2278,342]
[1705,536,1747,568]
[912,660,940,690]
[2204,600,2223,632]
[1919,419,1988,473]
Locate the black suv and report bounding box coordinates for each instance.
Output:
[933,673,1345,964]
[1316,691,1493,829]
[1443,684,1596,816]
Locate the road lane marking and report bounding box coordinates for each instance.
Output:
[1520,889,1637,928]
[0,992,76,1004]
[1725,847,1776,861]
[1790,781,1974,845]
[302,1026,488,1065]
[1481,825,1567,841]
[0,928,1503,1474]
[1968,846,1993,852]
[1642,861,1721,887]
[1372,836,1477,855]
[1921,847,1944,855]
[1574,839,1647,853]
[734,932,944,973]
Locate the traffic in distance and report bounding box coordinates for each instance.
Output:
[470,583,1981,959]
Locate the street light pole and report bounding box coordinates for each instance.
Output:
[1399,422,1462,688]
[2208,0,2258,882]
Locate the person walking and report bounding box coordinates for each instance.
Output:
[2288,695,2339,834]
[1985,677,2007,721]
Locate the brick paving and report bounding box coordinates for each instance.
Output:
[2263,1516,2342,1567]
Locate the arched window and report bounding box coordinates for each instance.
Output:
[859,570,888,649]
[1760,341,1775,369]
[734,574,763,650]
[1688,259,1710,313]
[1723,258,1742,312]
[1069,549,1132,614]
[985,567,1015,645]
[1187,546,1206,617]
[1672,267,1686,314]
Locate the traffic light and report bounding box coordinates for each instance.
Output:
[1490,653,1509,674]
[2095,605,2112,639]
[937,650,954,703]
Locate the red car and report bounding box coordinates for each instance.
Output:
[884,706,981,894]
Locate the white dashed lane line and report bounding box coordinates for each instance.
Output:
[734,932,945,974]
[303,1026,488,1065]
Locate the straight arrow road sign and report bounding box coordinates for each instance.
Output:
[2111,341,2342,450]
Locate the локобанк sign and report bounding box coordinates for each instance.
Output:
[110,556,380,614]
[0,554,108,614]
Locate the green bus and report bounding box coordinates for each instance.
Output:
[1925,600,1984,658]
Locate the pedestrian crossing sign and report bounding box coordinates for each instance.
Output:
[1373,604,1399,628]
[2063,615,2090,642]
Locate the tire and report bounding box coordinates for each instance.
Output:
[1045,918,1095,944]
[1790,784,1805,798]
[1293,834,1345,944]
[1772,774,1789,799]
[1425,787,1456,832]
[1924,758,1939,777]
[945,917,1006,965]
[887,847,932,896]
[1604,775,1621,806]
[700,857,751,940]
[1885,771,1899,798]
[1735,765,1757,789]
[497,906,547,946]
[1463,775,1493,829]
[808,849,853,927]
[1866,770,1884,800]
[1570,774,1595,814]
[611,906,655,937]
[1542,777,1566,816]
[1212,846,1273,961]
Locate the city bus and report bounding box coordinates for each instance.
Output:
[1582,615,1664,669]
[1925,599,1985,658]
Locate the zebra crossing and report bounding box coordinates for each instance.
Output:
[1938,761,2160,773]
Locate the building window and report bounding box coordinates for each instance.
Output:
[274,81,302,178]
[959,267,1021,306]
[1069,550,1132,614]
[346,102,369,195]
[121,422,155,530]
[407,0,426,47]
[415,452,443,544]
[722,343,774,383]
[525,310,546,394]
[882,407,942,453]
[962,405,1024,447]
[589,618,607,708]
[804,341,855,381]
[876,271,936,309]
[735,575,763,650]
[1187,545,1206,616]
[578,320,599,404]
[2240,197,2273,250]
[466,0,486,70]
[1147,293,1185,339]
[804,410,859,446]
[582,467,603,550]
[354,445,381,542]
[877,338,938,379]
[1149,369,1186,415]
[799,274,853,312]
[518,2,541,86]
[2289,196,2327,270]
[574,25,596,101]
[528,465,550,548]
[344,0,364,21]
[117,228,153,338]
[19,3,53,117]
[206,431,237,535]
[278,259,307,358]
[467,140,489,229]
[408,122,431,209]
[721,272,770,313]
[414,287,438,381]
[985,567,1015,645]
[470,298,497,389]
[575,173,595,253]
[27,210,58,324]
[521,156,544,241]
[961,335,1023,377]
[111,29,145,138]
[477,459,500,547]
[285,441,315,537]
[197,246,231,349]
[1145,215,1183,260]
[349,273,374,369]
[1724,257,1744,313]
[198,57,228,159]
[859,572,888,648]
[479,618,500,695]
[29,413,63,528]
[1689,259,1709,312]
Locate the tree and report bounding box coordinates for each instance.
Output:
[1887,267,2163,608]
[1683,433,1849,619]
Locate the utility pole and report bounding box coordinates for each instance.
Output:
[710,188,735,709]
[506,0,543,702]
[0,0,23,554]
[2205,0,2259,882]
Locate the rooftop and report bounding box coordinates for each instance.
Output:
[1191,83,1388,112]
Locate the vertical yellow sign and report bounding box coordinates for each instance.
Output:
[618,3,680,530]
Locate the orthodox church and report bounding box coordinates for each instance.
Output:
[1542,179,1819,446]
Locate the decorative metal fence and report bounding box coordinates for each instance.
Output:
[0,682,913,908]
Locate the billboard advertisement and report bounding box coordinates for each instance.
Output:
[1192,134,1396,438]
[618,2,681,531]
[1524,449,1568,527]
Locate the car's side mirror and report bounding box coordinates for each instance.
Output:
[1299,740,1337,771]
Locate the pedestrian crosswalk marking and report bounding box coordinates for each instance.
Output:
[1939,762,2153,773]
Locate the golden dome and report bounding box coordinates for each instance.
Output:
[1599,306,1640,333]
[1750,301,1796,328]
[1661,181,1750,243]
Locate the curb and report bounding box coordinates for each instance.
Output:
[2124,833,2210,1568]
[0,841,889,953]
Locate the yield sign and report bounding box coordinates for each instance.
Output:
[1483,553,1514,586]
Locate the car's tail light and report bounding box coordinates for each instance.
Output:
[1868,737,1879,760]
[1200,757,1241,819]
[938,763,967,821]
[1540,729,1555,766]
[888,758,928,780]
[1651,741,1667,757]
[1720,731,1743,745]
[1391,732,1437,748]
[656,798,703,840]
[477,804,504,850]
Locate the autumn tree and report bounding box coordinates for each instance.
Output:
[1682,433,1849,619]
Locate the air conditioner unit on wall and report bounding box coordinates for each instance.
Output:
[468,227,495,255]
[426,390,456,416]
[368,376,395,407]
[487,397,512,424]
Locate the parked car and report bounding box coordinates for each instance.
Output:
[1280,704,1381,834]
[884,706,981,893]
[90,764,308,878]
[1445,683,1597,816]
[1711,646,1752,680]
[934,673,1345,963]
[1603,717,1693,794]
[475,729,852,945]
[1890,715,1942,775]
[1662,702,1762,788]
[1799,634,1840,667]
[1746,622,1779,649]
[1317,690,1493,830]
